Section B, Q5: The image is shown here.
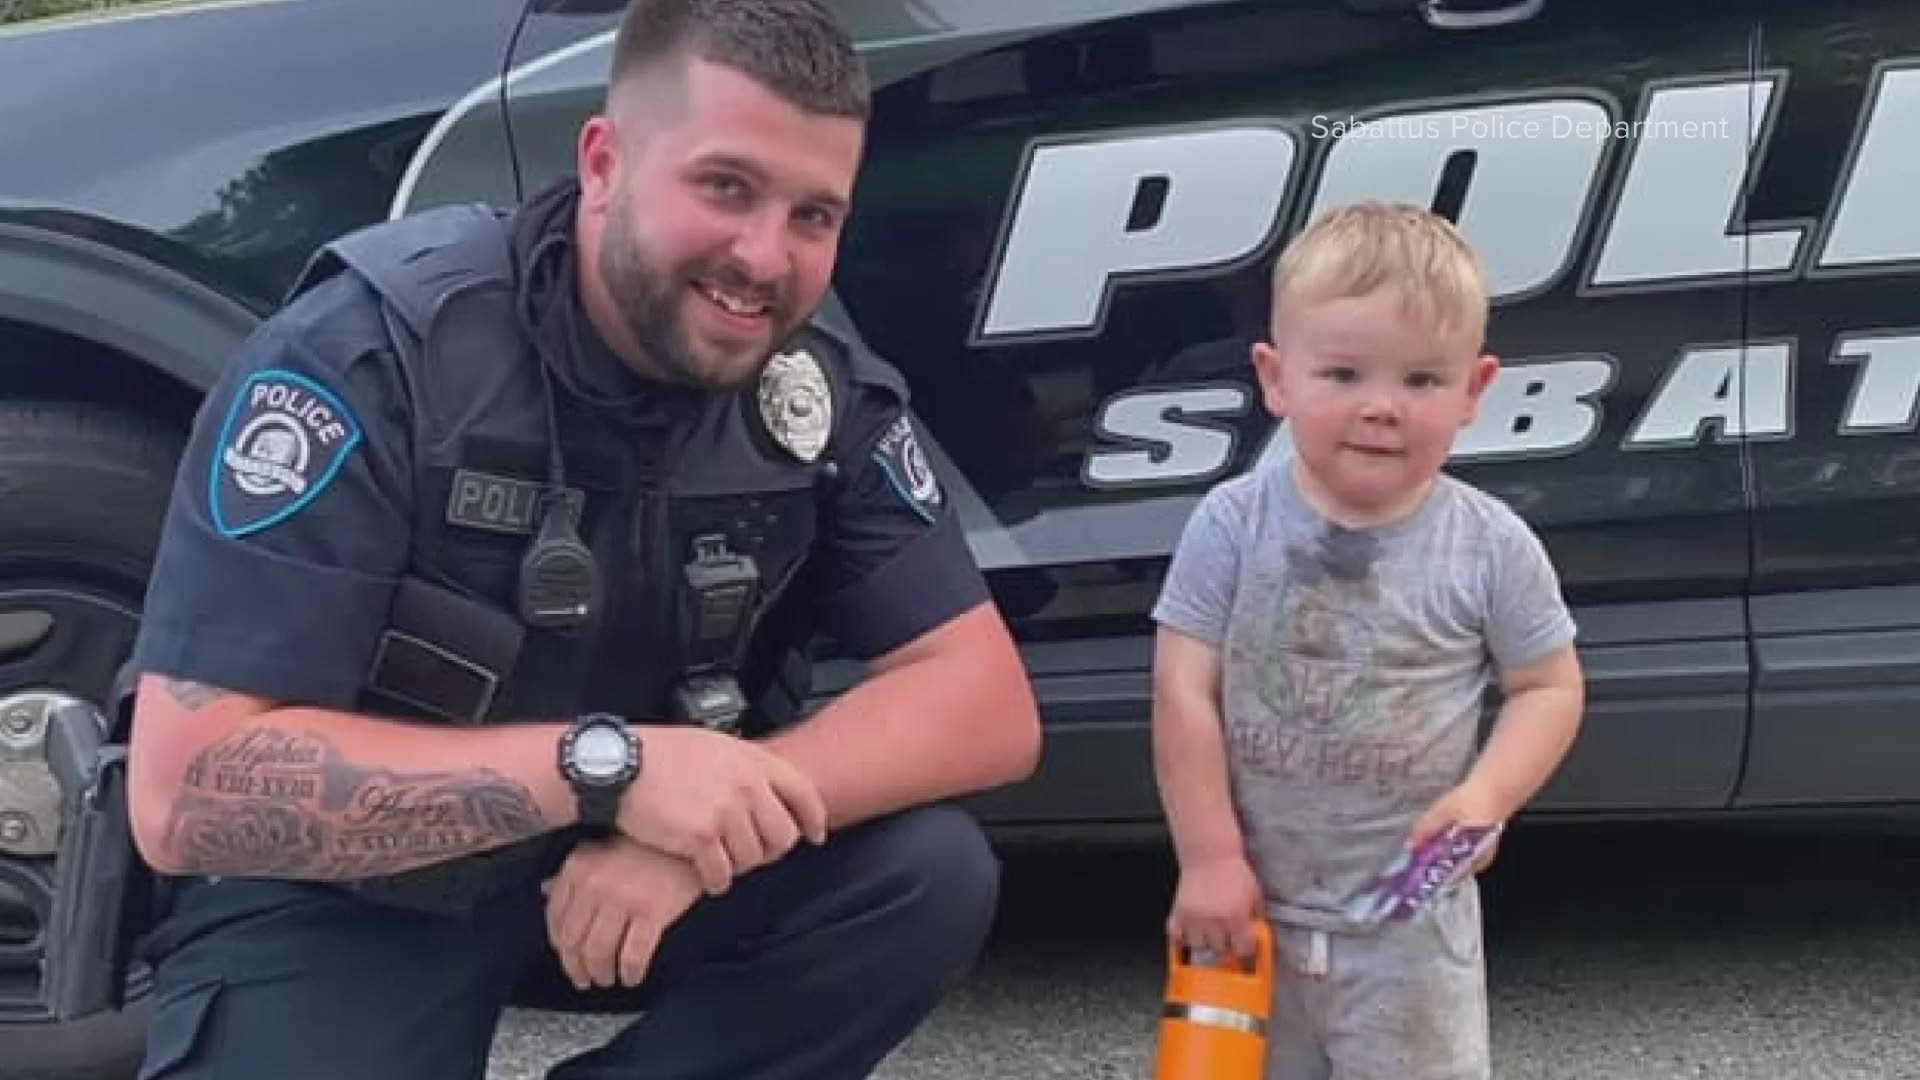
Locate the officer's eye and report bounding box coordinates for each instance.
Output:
[794,204,839,232]
[701,173,751,204]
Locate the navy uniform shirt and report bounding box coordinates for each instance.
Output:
[131,267,989,711]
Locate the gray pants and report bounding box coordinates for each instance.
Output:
[1264,880,1489,1080]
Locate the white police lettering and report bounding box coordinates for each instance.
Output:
[1834,333,1920,434]
[1308,97,1609,300]
[978,66,1919,344]
[1453,356,1615,461]
[1625,343,1794,449]
[1086,387,1248,489]
[872,414,942,522]
[1817,67,1920,272]
[973,124,1299,343]
[1590,78,1801,288]
[211,369,363,538]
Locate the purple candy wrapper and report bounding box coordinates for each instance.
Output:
[1345,823,1500,926]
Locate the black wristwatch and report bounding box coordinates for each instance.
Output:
[557,713,640,828]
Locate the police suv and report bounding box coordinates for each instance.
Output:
[2,0,1917,1074]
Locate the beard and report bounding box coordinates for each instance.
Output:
[598,199,801,392]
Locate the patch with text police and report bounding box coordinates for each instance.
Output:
[872,414,942,523]
[209,369,363,538]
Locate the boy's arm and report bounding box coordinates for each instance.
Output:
[1151,628,1247,867]
[1149,482,1268,957]
[1148,484,1249,865]
[1473,644,1584,816]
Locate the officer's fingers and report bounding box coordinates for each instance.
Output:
[579,905,627,989]
[619,914,664,988]
[688,835,732,896]
[761,753,828,845]
[550,901,591,990]
[720,802,765,877]
[749,786,801,862]
[544,876,578,950]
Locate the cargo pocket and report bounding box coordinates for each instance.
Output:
[137,977,222,1080]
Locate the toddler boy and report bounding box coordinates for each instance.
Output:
[1150,201,1585,1079]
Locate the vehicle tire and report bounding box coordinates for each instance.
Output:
[0,400,184,1080]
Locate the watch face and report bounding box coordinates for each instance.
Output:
[571,724,632,782]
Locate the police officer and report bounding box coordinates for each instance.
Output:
[118,1,1041,1076]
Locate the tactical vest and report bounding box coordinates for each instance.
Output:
[280,202,891,910]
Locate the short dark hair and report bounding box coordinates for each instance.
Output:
[610,0,870,121]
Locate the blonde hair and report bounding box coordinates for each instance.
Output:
[1269,201,1489,355]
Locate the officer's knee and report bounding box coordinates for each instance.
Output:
[861,803,999,973]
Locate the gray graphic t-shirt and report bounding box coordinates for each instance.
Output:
[1153,461,1576,933]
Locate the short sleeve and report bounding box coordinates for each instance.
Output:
[1483,513,1578,672]
[1150,484,1245,648]
[806,386,989,660]
[130,275,414,709]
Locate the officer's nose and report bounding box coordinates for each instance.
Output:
[730,208,790,285]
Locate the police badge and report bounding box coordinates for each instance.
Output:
[758,348,832,463]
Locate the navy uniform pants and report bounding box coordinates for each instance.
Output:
[133,805,998,1080]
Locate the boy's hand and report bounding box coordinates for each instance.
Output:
[1168,853,1264,962]
[1407,782,1506,874]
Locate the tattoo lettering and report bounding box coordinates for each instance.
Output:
[164,679,225,710]
[163,727,547,881]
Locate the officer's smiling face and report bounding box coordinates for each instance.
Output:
[577,57,864,392]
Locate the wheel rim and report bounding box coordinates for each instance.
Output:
[0,585,146,1023]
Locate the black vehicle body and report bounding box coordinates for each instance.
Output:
[2,0,1919,1074]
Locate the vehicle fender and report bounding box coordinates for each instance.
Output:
[0,220,260,393]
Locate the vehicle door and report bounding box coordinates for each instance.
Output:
[831,0,1765,824]
[1739,0,1920,807]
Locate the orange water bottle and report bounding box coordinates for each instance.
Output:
[1152,917,1274,1080]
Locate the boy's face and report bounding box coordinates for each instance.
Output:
[1252,285,1497,519]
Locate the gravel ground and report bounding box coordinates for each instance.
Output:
[487,822,1920,1080]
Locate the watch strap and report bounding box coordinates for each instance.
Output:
[576,785,621,829]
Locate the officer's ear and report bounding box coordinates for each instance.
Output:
[578,115,621,213]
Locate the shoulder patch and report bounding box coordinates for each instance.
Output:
[871,414,942,523]
[208,368,364,538]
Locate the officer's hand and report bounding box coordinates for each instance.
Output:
[543,837,699,990]
[617,725,828,894]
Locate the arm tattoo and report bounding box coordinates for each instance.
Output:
[163,728,546,880]
[165,679,225,710]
